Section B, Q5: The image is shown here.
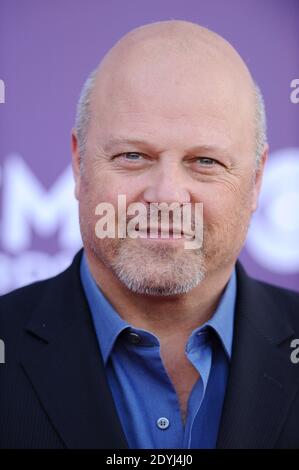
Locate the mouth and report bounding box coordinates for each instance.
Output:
[136,226,194,240]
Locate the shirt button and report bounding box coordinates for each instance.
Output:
[127,332,142,345]
[157,417,170,430]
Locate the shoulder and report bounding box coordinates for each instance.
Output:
[249,274,299,307]
[0,249,84,333]
[0,276,60,336]
[236,260,299,303]
[236,261,299,330]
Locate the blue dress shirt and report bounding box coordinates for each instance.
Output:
[80,251,236,449]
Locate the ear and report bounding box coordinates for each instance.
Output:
[251,144,269,212]
[71,129,81,201]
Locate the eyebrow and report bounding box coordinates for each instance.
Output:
[103,136,231,159]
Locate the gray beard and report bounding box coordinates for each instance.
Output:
[106,239,207,296]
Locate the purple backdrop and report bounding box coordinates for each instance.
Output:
[0,0,298,294]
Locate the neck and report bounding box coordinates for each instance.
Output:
[83,248,234,341]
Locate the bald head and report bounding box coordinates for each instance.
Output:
[75,20,266,166]
[98,19,252,82]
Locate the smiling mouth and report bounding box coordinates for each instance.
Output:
[136,226,194,240]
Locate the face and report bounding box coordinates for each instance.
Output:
[72,43,267,296]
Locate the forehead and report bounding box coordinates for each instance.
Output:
[97,51,245,107]
[90,39,255,155]
[93,86,250,156]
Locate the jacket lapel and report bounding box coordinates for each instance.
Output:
[21,249,128,449]
[217,262,299,448]
[20,250,299,449]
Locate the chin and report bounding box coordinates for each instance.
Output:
[111,256,206,296]
[117,276,204,297]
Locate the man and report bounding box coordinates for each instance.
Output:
[1,19,299,449]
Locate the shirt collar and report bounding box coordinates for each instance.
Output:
[80,250,236,364]
[201,268,236,359]
[80,252,130,364]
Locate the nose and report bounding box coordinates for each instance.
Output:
[142,159,191,205]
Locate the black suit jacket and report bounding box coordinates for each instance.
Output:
[1,248,299,449]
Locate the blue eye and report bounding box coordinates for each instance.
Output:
[123,152,142,160]
[196,157,216,166]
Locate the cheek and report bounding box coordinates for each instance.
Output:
[98,173,146,206]
[199,181,252,226]
[82,174,142,214]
